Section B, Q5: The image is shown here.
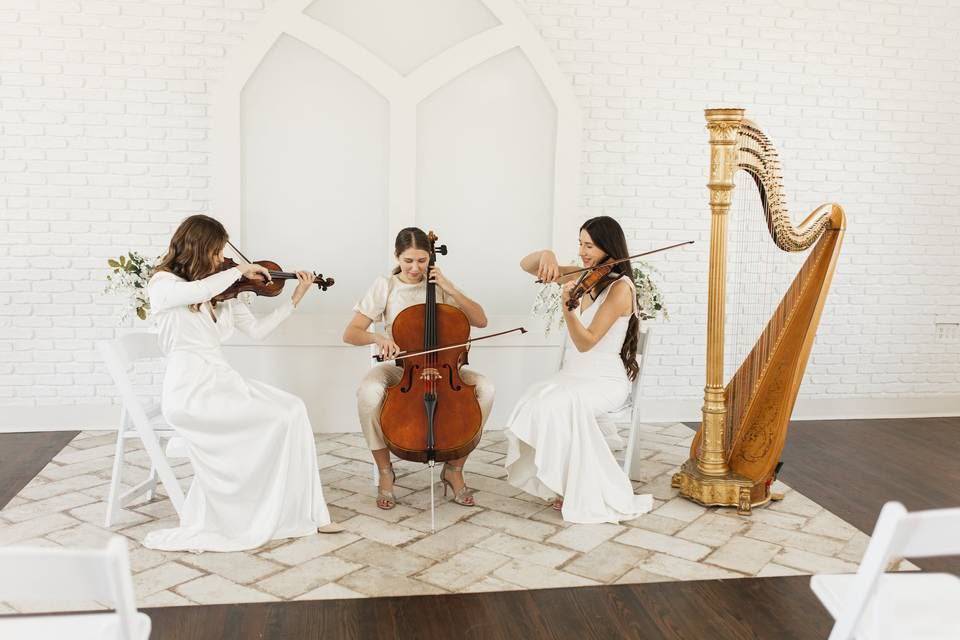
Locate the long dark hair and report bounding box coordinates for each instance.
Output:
[580,216,640,381]
[392,227,431,275]
[155,214,229,312]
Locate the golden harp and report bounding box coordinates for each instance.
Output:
[672,108,846,514]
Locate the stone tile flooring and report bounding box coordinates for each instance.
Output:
[0,423,903,613]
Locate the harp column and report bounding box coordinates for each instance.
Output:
[698,107,743,477]
[672,108,756,515]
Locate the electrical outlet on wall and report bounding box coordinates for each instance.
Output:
[935,323,959,343]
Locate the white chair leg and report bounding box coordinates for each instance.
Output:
[137,430,185,515]
[623,417,638,477]
[145,465,159,501]
[104,414,128,528]
[623,399,645,480]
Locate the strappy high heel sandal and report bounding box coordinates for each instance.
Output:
[376,465,397,510]
[440,463,476,507]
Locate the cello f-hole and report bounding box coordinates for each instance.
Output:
[442,363,462,391]
[400,364,419,393]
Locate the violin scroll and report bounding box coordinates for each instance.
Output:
[314,275,335,291]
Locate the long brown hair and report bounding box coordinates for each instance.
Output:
[580,216,640,381]
[391,227,431,275]
[155,214,229,312]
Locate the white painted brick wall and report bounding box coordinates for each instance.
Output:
[1,0,959,421]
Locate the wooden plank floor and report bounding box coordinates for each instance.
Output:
[0,430,77,509]
[1,416,957,639]
[778,416,960,575]
[143,575,832,640]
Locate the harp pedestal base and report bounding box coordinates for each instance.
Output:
[671,460,777,515]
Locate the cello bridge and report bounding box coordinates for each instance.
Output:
[420,368,442,381]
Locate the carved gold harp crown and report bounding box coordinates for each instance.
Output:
[671,108,846,514]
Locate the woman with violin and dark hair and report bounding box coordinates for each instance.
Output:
[143,214,341,552]
[505,216,653,524]
[343,227,495,510]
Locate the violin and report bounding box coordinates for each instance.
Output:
[538,240,696,311]
[565,260,620,311]
[212,257,334,303]
[378,232,483,464]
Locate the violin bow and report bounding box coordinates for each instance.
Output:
[372,327,527,361]
[225,239,255,265]
[535,240,694,283]
[226,239,331,286]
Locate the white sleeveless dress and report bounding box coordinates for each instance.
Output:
[143,269,331,552]
[504,275,653,523]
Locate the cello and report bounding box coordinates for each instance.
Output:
[378,232,483,464]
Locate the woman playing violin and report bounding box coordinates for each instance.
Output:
[143,214,340,552]
[504,216,653,523]
[342,227,495,510]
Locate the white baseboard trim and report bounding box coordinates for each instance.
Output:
[637,395,960,423]
[2,395,959,434]
[0,405,121,433]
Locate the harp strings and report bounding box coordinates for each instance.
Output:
[723,131,807,442]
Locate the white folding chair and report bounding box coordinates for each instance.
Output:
[811,501,960,640]
[97,332,188,527]
[0,536,151,639]
[557,326,652,481]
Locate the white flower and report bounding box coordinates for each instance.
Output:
[104,251,159,324]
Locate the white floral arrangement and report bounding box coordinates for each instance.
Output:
[104,251,158,323]
[531,259,669,336]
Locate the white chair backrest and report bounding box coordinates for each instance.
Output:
[98,331,186,515]
[112,332,163,368]
[0,537,141,639]
[97,333,161,425]
[828,501,960,640]
[892,506,960,559]
[627,325,651,411]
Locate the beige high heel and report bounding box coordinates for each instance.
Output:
[440,463,476,507]
[377,465,397,510]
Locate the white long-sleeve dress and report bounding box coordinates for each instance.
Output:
[505,275,653,524]
[143,267,331,552]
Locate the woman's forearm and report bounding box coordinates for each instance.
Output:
[343,325,379,346]
[448,290,487,328]
[563,308,597,352]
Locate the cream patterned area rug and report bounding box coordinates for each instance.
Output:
[0,424,893,613]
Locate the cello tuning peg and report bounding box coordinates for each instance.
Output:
[437,244,448,256]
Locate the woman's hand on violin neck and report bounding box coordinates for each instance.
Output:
[537,250,562,283]
[291,271,314,307]
[239,262,271,282]
[428,265,457,294]
[374,334,402,360]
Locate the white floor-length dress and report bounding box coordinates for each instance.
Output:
[505,275,653,524]
[143,268,331,552]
